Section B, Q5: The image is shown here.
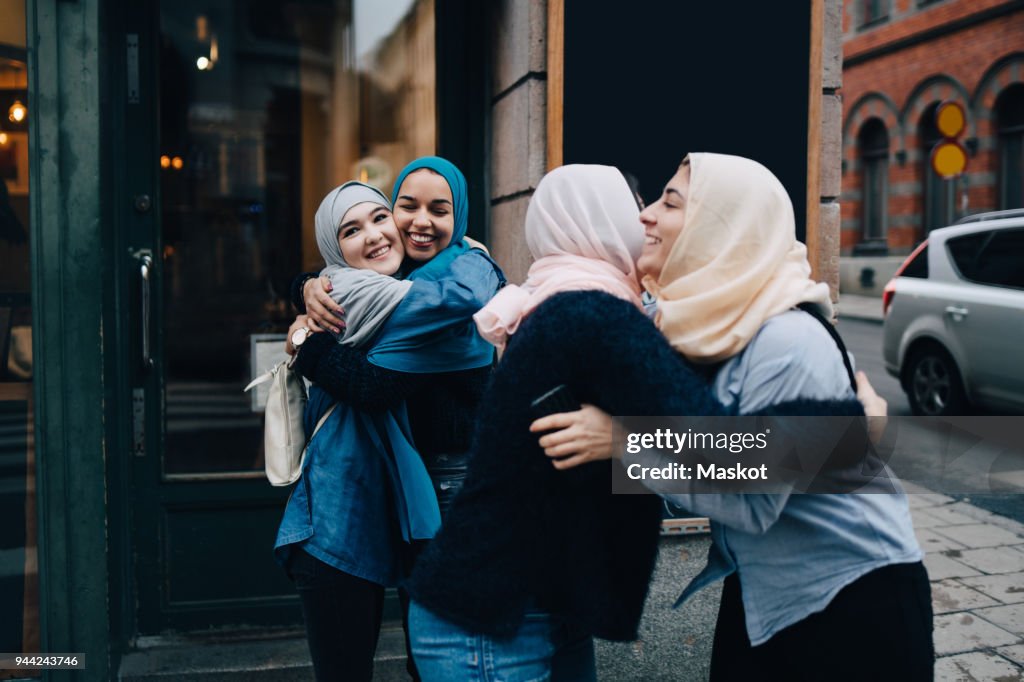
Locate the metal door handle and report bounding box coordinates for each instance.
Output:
[139,251,154,370]
[944,305,969,318]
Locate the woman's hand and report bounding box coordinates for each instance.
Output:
[530,404,617,470]
[303,275,346,335]
[285,315,312,356]
[856,371,888,444]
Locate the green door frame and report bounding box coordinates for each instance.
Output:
[27,0,116,678]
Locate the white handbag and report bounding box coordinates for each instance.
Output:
[245,359,335,486]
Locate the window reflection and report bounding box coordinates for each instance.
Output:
[160,0,436,475]
[0,0,39,676]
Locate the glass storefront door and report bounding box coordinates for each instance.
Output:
[123,0,438,632]
[0,0,37,676]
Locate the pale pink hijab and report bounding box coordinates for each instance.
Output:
[474,165,644,350]
[648,153,834,363]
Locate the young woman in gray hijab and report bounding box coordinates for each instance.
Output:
[277,181,418,682]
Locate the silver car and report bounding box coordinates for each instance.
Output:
[882,209,1024,416]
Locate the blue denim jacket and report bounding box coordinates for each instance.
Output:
[274,248,504,585]
[629,311,922,646]
[275,386,415,585]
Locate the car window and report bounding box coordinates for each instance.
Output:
[947,231,989,281]
[901,245,928,278]
[947,228,1024,289]
[974,228,1024,289]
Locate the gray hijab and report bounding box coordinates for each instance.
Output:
[314,181,412,347]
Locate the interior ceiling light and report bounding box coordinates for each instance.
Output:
[8,99,26,123]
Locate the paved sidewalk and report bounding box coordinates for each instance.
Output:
[836,292,884,323]
[906,486,1024,680]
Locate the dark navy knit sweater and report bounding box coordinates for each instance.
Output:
[406,291,731,642]
[293,332,489,461]
[291,273,490,460]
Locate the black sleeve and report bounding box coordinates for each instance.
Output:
[293,332,428,410]
[289,271,319,313]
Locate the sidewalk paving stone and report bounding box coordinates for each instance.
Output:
[934,613,1020,655]
[999,645,1024,666]
[918,528,968,553]
[948,504,1024,537]
[932,580,1000,614]
[926,505,987,527]
[925,553,982,581]
[961,573,1024,605]
[934,524,1024,550]
[935,651,1024,681]
[907,491,956,508]
[953,547,1024,575]
[912,508,953,529]
[976,604,1024,637]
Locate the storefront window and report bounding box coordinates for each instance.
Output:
[0,0,38,676]
[159,0,436,475]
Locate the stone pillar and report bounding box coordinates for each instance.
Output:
[488,0,547,285]
[819,0,844,302]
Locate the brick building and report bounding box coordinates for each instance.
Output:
[840,0,1024,257]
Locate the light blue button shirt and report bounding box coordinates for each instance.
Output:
[630,310,921,645]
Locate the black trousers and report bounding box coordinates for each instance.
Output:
[288,457,467,681]
[287,548,385,682]
[710,561,934,682]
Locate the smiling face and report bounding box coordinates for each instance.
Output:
[393,169,455,261]
[336,202,405,274]
[637,164,690,281]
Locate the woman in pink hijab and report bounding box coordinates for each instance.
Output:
[403,164,728,680]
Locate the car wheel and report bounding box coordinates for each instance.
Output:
[905,346,968,416]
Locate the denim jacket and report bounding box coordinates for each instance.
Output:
[275,386,414,585]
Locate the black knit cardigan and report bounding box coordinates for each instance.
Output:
[406,291,867,642]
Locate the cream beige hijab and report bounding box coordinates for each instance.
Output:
[646,153,833,364]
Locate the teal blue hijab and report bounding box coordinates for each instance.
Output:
[391,156,471,281]
[368,155,504,373]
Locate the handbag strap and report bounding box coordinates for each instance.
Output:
[243,363,281,393]
[305,403,338,451]
[796,303,858,394]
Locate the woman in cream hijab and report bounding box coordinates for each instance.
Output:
[534,154,932,681]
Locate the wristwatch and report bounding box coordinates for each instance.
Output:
[291,326,311,350]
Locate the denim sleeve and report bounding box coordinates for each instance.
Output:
[625,312,859,534]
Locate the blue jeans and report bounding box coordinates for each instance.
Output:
[409,600,597,682]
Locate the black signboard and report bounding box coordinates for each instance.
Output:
[561,1,813,240]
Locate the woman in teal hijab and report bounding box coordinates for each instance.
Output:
[288,156,505,680]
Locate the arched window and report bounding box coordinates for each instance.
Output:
[995,84,1024,210]
[920,102,955,233]
[858,118,889,245]
[859,0,889,28]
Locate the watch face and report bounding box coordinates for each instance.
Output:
[291,327,309,347]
